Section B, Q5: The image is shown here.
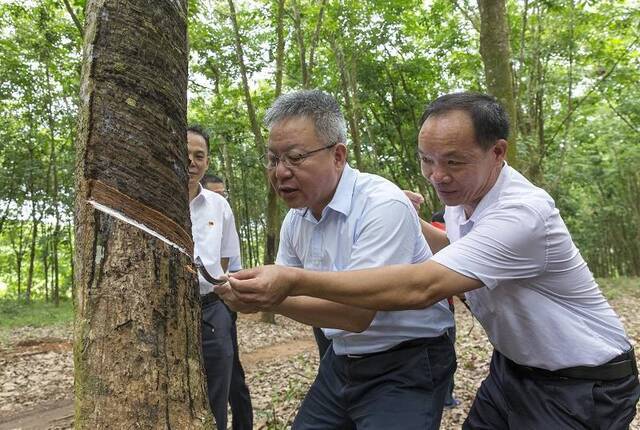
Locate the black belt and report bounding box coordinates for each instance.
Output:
[510,348,638,381]
[200,292,220,306]
[344,334,448,359]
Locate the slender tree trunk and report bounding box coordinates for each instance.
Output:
[477,0,518,165]
[44,62,61,305]
[52,209,60,306]
[290,0,309,88]
[257,0,289,325]
[228,0,279,323]
[240,163,255,267]
[331,37,363,170]
[220,133,239,230]
[307,0,327,80]
[25,131,41,303]
[10,221,26,299]
[42,228,50,302]
[67,221,75,301]
[274,0,285,97]
[26,209,39,303]
[74,1,213,427]
[290,0,326,89]
[264,0,284,268]
[0,180,16,234]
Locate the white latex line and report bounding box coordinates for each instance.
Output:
[88,199,190,256]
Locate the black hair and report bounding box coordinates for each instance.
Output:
[201,174,224,186]
[187,124,210,153]
[420,92,510,150]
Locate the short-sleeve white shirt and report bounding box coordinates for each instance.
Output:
[190,185,241,295]
[277,164,454,355]
[431,164,630,370]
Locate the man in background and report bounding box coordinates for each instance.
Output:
[201,173,253,430]
[188,126,241,430]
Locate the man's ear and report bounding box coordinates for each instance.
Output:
[493,139,508,162]
[334,143,348,167]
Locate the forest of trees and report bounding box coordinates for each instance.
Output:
[1,0,639,304]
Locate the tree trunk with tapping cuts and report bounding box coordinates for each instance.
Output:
[73,0,213,428]
[477,0,518,166]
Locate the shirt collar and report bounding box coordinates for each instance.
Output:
[326,164,356,217]
[467,161,510,223]
[190,183,205,208]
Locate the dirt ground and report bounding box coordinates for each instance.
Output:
[1,296,638,430]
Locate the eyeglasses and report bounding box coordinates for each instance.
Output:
[261,142,338,170]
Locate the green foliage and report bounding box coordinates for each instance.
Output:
[1,0,639,295]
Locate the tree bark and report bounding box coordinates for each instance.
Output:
[73,0,213,428]
[477,0,518,165]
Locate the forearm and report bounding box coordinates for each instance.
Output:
[420,219,449,253]
[273,296,375,332]
[290,261,471,311]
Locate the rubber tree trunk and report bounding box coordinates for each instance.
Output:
[477,0,518,166]
[73,0,213,428]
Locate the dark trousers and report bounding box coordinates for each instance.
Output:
[313,326,332,359]
[229,311,253,430]
[202,300,233,430]
[444,324,457,405]
[464,349,640,429]
[293,335,456,430]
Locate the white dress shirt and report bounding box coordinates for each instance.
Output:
[190,185,241,295]
[432,163,630,370]
[277,164,454,355]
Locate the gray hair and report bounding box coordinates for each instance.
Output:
[264,90,348,145]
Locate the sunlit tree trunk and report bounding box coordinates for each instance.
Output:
[73,0,213,427]
[477,0,518,165]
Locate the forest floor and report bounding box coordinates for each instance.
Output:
[0,280,639,430]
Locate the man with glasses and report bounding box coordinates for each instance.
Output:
[220,90,455,429]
